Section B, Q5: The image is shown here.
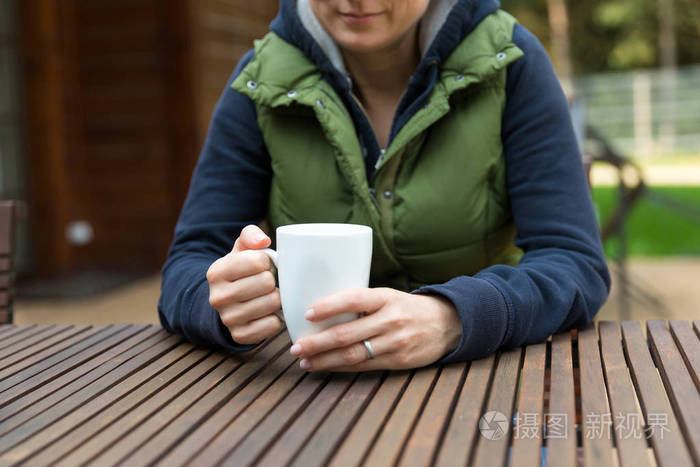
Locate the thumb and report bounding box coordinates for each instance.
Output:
[232,224,271,253]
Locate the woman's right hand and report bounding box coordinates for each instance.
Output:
[206,225,282,345]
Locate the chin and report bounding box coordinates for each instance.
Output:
[333,30,392,54]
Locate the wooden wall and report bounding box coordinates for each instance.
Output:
[20,0,279,275]
[187,0,278,146]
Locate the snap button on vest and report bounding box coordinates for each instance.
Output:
[496,52,507,60]
[456,74,465,81]
[287,90,297,98]
[246,80,258,89]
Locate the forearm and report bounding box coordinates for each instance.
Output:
[414,244,609,364]
[158,48,273,352]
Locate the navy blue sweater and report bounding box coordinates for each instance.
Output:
[158,0,611,364]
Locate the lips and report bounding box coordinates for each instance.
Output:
[339,11,382,25]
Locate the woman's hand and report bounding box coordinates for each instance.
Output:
[289,288,462,371]
[206,225,282,345]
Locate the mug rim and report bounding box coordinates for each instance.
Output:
[276,223,372,236]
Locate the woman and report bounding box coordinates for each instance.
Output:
[158,0,610,372]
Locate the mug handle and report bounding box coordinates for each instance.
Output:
[259,248,279,269]
[258,248,284,323]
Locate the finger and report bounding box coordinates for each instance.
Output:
[229,313,282,345]
[214,249,273,282]
[291,311,388,357]
[299,333,393,371]
[210,270,276,308]
[219,289,281,328]
[319,355,397,372]
[233,224,271,253]
[307,287,390,322]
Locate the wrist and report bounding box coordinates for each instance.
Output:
[421,293,462,354]
[438,296,462,353]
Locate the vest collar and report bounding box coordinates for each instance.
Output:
[233,10,523,109]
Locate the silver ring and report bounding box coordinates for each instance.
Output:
[363,339,376,360]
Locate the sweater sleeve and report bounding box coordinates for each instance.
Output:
[157,49,273,353]
[412,24,611,364]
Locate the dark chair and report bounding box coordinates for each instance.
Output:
[0,201,24,324]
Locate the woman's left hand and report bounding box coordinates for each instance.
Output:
[289,287,462,372]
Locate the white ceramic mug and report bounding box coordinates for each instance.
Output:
[259,223,373,344]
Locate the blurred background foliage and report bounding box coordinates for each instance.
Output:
[503,0,700,73]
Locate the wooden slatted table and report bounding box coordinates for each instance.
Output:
[0,320,698,466]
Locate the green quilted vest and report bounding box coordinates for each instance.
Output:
[232,10,525,291]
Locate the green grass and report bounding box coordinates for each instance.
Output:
[592,186,700,257]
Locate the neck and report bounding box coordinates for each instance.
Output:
[342,25,421,102]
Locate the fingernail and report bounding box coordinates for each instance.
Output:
[300,359,311,370]
[290,344,302,356]
[254,232,268,243]
[304,309,315,320]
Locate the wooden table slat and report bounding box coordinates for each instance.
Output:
[179,351,306,467]
[509,342,546,467]
[598,321,652,467]
[78,353,233,467]
[399,364,467,467]
[220,373,328,467]
[292,370,385,467]
[255,373,358,467]
[472,347,523,467]
[0,324,22,338]
[0,325,145,408]
[0,326,38,343]
[0,326,121,395]
[0,326,111,378]
[621,320,694,467]
[0,328,131,396]
[578,323,616,467]
[113,331,292,467]
[545,331,577,467]
[42,349,221,466]
[363,366,441,466]
[0,324,59,353]
[173,339,322,467]
[0,325,95,378]
[0,333,184,463]
[668,320,700,392]
[434,353,497,467]
[0,325,79,363]
[647,320,700,465]
[329,370,412,467]
[0,326,162,432]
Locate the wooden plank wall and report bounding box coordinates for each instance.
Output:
[20,0,278,275]
[68,0,181,270]
[187,0,278,146]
